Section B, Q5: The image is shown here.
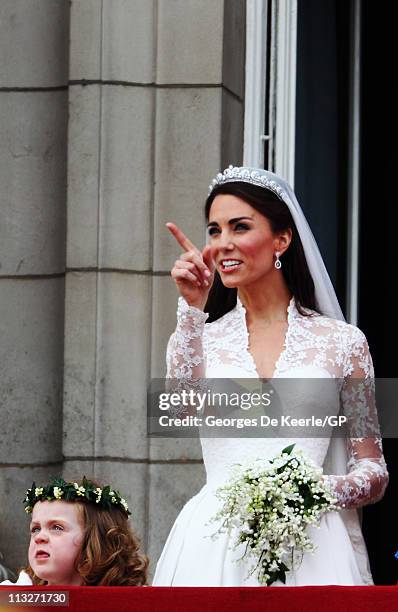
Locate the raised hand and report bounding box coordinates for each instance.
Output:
[166,222,215,311]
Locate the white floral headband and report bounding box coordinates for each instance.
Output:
[24,476,130,516]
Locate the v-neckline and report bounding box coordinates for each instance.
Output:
[236,295,296,379]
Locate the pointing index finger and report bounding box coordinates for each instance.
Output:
[166,222,199,253]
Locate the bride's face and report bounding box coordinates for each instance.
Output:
[207,194,280,288]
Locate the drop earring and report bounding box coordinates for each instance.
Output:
[274,251,282,269]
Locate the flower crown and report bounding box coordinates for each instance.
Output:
[208,164,288,200]
[23,476,131,516]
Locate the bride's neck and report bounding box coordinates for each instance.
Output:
[238,280,292,325]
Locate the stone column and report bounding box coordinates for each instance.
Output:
[0,0,245,576]
[148,0,246,570]
[63,0,157,556]
[0,0,69,570]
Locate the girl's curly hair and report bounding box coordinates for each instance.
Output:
[23,481,148,586]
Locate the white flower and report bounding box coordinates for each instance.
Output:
[53,487,64,500]
[35,487,44,496]
[209,445,338,586]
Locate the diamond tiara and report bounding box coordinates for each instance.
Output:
[208,165,288,200]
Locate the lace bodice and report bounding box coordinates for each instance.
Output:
[166,296,389,510]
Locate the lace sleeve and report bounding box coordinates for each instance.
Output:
[166,297,209,380]
[322,327,389,509]
[163,298,209,417]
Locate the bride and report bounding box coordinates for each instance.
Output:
[152,166,389,586]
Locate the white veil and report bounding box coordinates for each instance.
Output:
[207,165,373,584]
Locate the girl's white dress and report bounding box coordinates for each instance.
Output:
[152,296,389,586]
[1,570,32,585]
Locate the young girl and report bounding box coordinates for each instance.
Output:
[1,476,148,586]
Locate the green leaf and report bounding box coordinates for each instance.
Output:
[64,489,74,501]
[281,443,295,455]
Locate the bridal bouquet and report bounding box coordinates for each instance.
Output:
[209,444,338,586]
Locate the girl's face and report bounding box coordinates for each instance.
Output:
[28,500,84,585]
[208,194,283,288]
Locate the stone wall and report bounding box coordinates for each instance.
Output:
[0,0,69,572]
[0,0,245,577]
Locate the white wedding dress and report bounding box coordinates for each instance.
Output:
[152,296,389,586]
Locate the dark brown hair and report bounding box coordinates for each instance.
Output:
[204,182,321,322]
[23,482,148,586]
